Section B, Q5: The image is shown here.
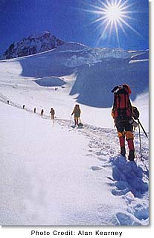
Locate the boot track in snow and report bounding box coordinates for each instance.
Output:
[0,94,149,225]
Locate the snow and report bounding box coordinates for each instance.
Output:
[133,93,149,131]
[0,43,149,129]
[55,42,88,52]
[34,77,66,87]
[0,102,124,225]
[0,43,149,225]
[0,101,149,225]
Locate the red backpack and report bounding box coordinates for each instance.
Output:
[112,85,132,119]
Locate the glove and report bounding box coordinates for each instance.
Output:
[111,111,115,119]
[129,119,138,128]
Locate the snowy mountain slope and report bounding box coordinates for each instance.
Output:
[130,50,149,61]
[0,40,149,225]
[0,100,149,225]
[2,31,64,59]
[17,43,149,108]
[0,42,149,130]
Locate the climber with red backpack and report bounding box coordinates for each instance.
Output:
[111,84,139,161]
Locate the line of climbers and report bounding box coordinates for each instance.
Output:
[23,103,82,127]
[21,105,56,120]
[40,107,55,119]
[6,84,145,162]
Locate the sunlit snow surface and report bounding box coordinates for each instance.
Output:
[0,43,149,225]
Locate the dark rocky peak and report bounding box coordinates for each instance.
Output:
[3,31,65,59]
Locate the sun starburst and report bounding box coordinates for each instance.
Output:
[85,0,141,46]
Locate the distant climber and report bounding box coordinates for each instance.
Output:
[34,108,36,113]
[111,84,139,161]
[71,104,81,126]
[41,109,44,116]
[50,108,55,120]
[23,105,25,109]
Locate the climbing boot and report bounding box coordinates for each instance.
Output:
[128,150,135,161]
[120,147,126,157]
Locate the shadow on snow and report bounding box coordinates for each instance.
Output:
[19,50,149,108]
[108,156,148,198]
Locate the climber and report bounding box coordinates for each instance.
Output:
[111,84,139,161]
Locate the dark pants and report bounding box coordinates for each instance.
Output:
[115,118,134,151]
[115,118,133,133]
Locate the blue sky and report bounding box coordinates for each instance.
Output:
[0,0,149,54]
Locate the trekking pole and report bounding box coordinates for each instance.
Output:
[138,122,142,158]
[137,120,149,175]
[51,115,55,127]
[79,117,82,124]
[69,115,73,126]
[137,119,148,138]
[138,123,149,176]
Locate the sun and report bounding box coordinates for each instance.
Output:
[105,4,123,21]
[85,0,141,46]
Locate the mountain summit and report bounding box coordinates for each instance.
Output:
[3,31,65,59]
